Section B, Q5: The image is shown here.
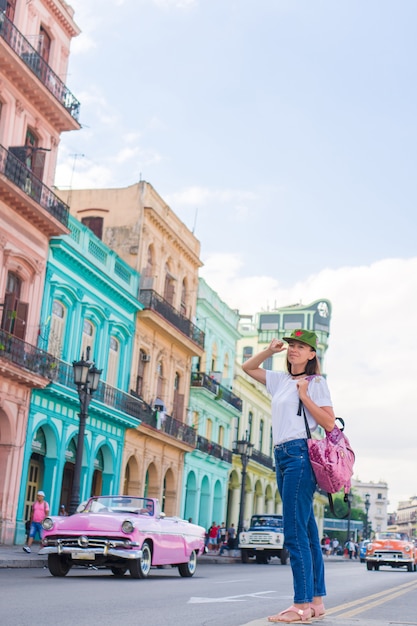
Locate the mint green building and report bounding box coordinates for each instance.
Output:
[182,278,242,530]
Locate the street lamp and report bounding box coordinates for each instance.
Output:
[69,347,102,514]
[235,432,254,537]
[364,493,371,539]
[346,492,354,543]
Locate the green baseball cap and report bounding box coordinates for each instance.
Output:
[282,329,318,351]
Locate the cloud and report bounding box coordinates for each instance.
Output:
[201,254,417,510]
[152,0,197,9]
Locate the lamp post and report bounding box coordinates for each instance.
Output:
[346,492,354,543]
[364,493,371,540]
[69,347,102,514]
[235,432,254,537]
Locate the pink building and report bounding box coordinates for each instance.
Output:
[0,0,80,543]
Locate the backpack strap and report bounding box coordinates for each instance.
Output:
[328,492,352,520]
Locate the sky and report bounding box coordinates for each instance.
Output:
[55,0,417,513]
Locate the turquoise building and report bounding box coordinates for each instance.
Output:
[15,217,143,542]
[182,278,242,530]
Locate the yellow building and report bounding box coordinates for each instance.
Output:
[59,182,204,515]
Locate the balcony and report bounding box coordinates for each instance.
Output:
[139,289,205,351]
[0,13,80,131]
[190,372,243,412]
[0,144,69,235]
[196,435,232,463]
[0,329,59,386]
[52,361,197,447]
[249,448,275,470]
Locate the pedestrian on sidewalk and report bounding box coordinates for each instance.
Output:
[23,490,50,553]
[243,330,335,624]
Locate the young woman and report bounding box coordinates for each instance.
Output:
[242,329,335,624]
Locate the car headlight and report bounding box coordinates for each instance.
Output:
[405,545,411,552]
[122,520,134,534]
[42,517,54,530]
[240,535,247,544]
[366,544,373,552]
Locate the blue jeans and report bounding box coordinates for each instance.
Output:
[274,439,326,604]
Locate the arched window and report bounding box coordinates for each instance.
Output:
[107,336,119,386]
[48,300,66,357]
[156,360,164,399]
[80,319,95,359]
[6,0,16,21]
[1,271,28,340]
[180,279,187,316]
[172,371,183,420]
[210,342,218,373]
[219,425,224,446]
[163,263,175,305]
[248,411,253,441]
[39,25,51,63]
[259,419,264,451]
[242,346,253,363]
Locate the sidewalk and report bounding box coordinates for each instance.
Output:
[0,543,47,568]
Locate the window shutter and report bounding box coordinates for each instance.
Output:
[14,300,28,339]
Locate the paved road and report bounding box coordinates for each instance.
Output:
[0,545,417,626]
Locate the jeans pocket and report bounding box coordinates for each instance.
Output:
[283,441,307,459]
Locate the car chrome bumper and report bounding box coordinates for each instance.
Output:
[366,556,413,563]
[39,546,143,560]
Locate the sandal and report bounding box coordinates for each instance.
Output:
[268,605,312,623]
[310,602,325,621]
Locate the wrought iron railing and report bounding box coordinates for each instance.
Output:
[250,448,275,470]
[190,372,243,412]
[139,289,205,349]
[0,144,69,227]
[196,434,232,463]
[0,12,80,121]
[0,329,59,377]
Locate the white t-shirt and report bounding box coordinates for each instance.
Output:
[266,371,333,445]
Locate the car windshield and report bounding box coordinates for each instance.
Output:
[250,515,283,529]
[377,532,409,541]
[83,496,154,515]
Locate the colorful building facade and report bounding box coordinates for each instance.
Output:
[57,183,205,517]
[0,0,80,543]
[182,278,242,530]
[14,216,143,543]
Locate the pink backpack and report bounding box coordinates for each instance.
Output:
[306,419,355,495]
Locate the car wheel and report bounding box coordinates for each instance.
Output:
[407,563,413,572]
[241,549,249,563]
[178,550,197,577]
[374,564,380,571]
[129,541,152,579]
[366,561,374,571]
[111,566,127,577]
[48,554,71,577]
[280,549,289,565]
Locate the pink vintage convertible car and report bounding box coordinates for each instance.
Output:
[39,495,206,579]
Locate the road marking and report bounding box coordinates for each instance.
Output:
[326,579,417,618]
[189,591,277,604]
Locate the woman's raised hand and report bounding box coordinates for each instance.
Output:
[268,339,287,353]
